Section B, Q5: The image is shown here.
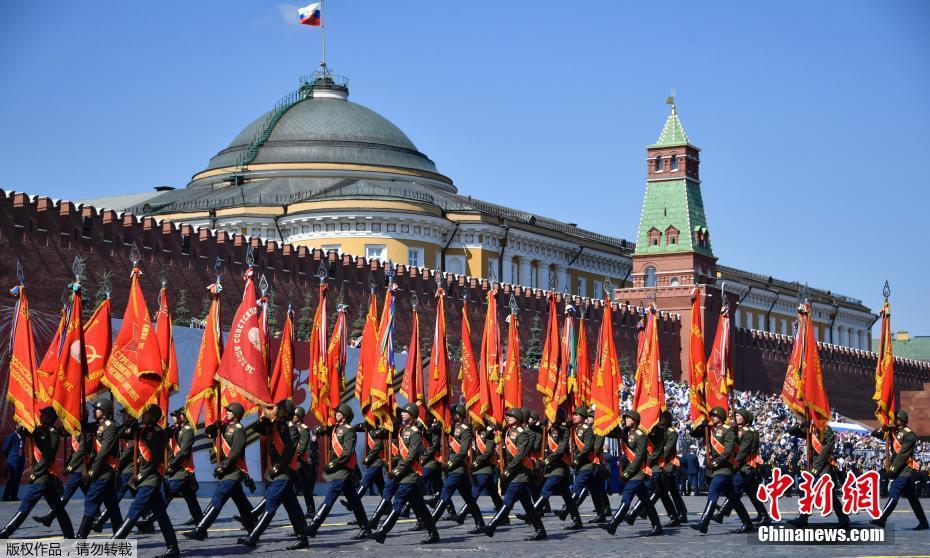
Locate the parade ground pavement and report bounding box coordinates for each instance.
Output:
[2,494,927,557]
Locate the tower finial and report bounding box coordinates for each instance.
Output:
[666,89,676,113]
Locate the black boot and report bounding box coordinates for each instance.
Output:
[912,498,929,530]
[286,536,310,550]
[597,501,629,536]
[56,509,74,539]
[305,500,334,538]
[234,500,265,525]
[399,501,412,518]
[713,498,732,524]
[644,501,664,536]
[76,514,96,540]
[372,509,400,544]
[183,504,220,541]
[0,512,28,539]
[523,503,547,541]
[152,524,180,558]
[786,513,809,527]
[419,512,440,544]
[111,515,140,539]
[429,500,449,525]
[237,510,273,547]
[91,512,107,533]
[690,501,716,534]
[32,511,55,528]
[626,498,644,526]
[367,498,390,530]
[733,500,755,534]
[135,512,156,534]
[870,498,897,528]
[564,497,583,531]
[484,504,514,538]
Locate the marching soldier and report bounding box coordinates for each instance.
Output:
[305,403,370,539]
[869,410,928,530]
[523,409,544,506]
[713,409,770,526]
[364,410,404,531]
[660,412,689,525]
[555,407,608,522]
[136,408,203,532]
[237,399,309,549]
[359,420,387,499]
[0,407,74,539]
[483,408,547,541]
[525,408,583,530]
[453,418,506,531]
[108,404,179,558]
[590,427,613,523]
[428,404,486,531]
[184,402,257,540]
[77,399,124,538]
[292,406,318,517]
[91,406,134,533]
[368,403,440,544]
[420,415,444,502]
[626,410,681,528]
[785,418,850,528]
[598,410,663,536]
[689,406,754,534]
[32,416,94,528]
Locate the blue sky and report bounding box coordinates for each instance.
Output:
[1,1,928,335]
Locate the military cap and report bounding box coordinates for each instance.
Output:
[505,408,524,422]
[895,410,909,423]
[337,403,354,423]
[402,403,419,417]
[452,404,467,418]
[709,406,727,421]
[94,399,114,416]
[277,399,296,417]
[623,409,641,423]
[736,408,754,425]
[225,402,246,420]
[294,406,307,419]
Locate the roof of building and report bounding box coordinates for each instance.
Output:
[201,74,444,182]
[873,335,930,362]
[716,264,871,313]
[634,179,712,257]
[80,191,163,211]
[649,105,693,148]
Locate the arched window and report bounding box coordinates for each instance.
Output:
[670,155,679,171]
[655,155,664,172]
[447,256,465,276]
[644,266,657,288]
[669,277,680,287]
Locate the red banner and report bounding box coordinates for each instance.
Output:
[427,289,451,432]
[574,316,591,410]
[479,289,504,425]
[186,283,222,426]
[369,285,396,430]
[83,297,111,399]
[705,305,733,416]
[49,285,86,437]
[325,304,348,425]
[308,285,328,423]
[688,290,708,425]
[102,267,163,418]
[802,309,830,428]
[591,300,620,436]
[872,302,895,427]
[400,307,426,420]
[155,287,178,425]
[269,309,295,403]
[460,301,482,425]
[633,307,665,433]
[781,305,807,418]
[35,310,64,410]
[356,294,379,421]
[6,286,38,431]
[502,312,522,411]
[217,268,272,412]
[538,293,560,421]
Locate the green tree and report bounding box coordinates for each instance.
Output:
[524,312,543,369]
[295,289,313,341]
[265,287,281,338]
[174,288,191,327]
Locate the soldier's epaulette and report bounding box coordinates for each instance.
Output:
[461,424,470,430]
[904,427,912,433]
[236,423,243,429]
[104,420,112,426]
[516,426,524,433]
[581,424,590,430]
[745,426,754,432]
[636,427,646,436]
[183,425,191,430]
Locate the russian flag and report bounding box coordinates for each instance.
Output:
[298,3,322,26]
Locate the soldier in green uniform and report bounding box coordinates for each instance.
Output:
[522,408,583,530]
[598,410,662,536]
[292,406,318,517]
[589,427,613,523]
[306,403,370,539]
[184,402,257,540]
[427,404,486,531]
[523,409,544,507]
[453,418,507,531]
[0,407,74,539]
[136,408,203,532]
[870,410,928,530]
[109,404,179,558]
[90,405,132,534]
[483,408,547,541]
[688,406,754,534]
[713,408,770,526]
[555,407,608,522]
[660,411,689,525]
[32,415,95,528]
[78,399,124,538]
[625,411,680,528]
[420,415,444,503]
[237,399,309,549]
[368,403,440,544]
[785,419,849,528]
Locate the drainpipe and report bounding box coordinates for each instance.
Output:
[272,204,289,244]
[440,222,461,271]
[620,266,632,288]
[827,300,839,344]
[737,285,754,305]
[764,291,780,333]
[568,246,585,267]
[496,222,511,282]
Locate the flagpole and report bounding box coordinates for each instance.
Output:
[320,0,326,72]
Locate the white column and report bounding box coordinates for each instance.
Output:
[519,259,533,288]
[555,265,568,293]
[840,327,849,347]
[832,325,840,345]
[503,256,513,284]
